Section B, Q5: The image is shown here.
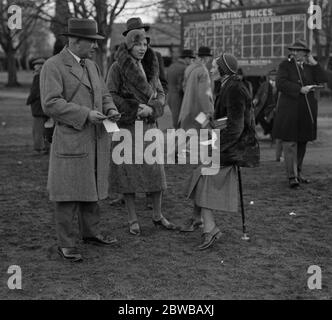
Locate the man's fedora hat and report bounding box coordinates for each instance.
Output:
[288,39,310,52]
[197,46,213,57]
[62,18,104,40]
[180,49,195,59]
[122,17,150,36]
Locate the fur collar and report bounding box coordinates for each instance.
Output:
[115,43,159,83]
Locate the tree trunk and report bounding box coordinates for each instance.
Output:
[6,47,19,87]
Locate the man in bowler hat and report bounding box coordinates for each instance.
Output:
[272,40,327,188]
[40,18,121,262]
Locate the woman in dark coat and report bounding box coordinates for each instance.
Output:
[106,29,176,235]
[183,53,259,250]
[272,40,327,188]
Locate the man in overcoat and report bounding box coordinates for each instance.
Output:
[178,46,214,131]
[40,18,120,261]
[167,49,195,129]
[272,40,327,188]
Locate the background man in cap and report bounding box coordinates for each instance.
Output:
[40,18,120,262]
[26,57,50,155]
[272,40,327,188]
[167,49,195,129]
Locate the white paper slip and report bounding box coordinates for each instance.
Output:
[103,119,120,133]
[195,112,210,127]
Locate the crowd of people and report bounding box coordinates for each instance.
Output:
[25,17,327,262]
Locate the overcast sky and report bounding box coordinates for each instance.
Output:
[115,0,160,23]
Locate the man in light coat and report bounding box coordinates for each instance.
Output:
[178,46,214,131]
[167,49,195,129]
[40,18,121,262]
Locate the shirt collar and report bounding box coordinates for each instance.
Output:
[67,48,81,64]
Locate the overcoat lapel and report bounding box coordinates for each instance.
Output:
[60,48,92,90]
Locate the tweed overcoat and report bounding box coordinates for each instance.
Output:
[272,59,327,142]
[178,61,214,131]
[40,47,117,201]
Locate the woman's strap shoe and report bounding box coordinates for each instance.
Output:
[298,176,310,184]
[197,227,222,250]
[153,217,177,230]
[57,247,83,262]
[179,218,203,232]
[129,220,141,235]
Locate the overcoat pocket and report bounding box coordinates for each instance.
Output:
[54,124,88,157]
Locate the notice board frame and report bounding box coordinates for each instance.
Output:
[181,2,310,76]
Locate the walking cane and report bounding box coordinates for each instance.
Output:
[237,165,250,241]
[289,56,314,124]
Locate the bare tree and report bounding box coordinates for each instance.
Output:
[0,0,49,86]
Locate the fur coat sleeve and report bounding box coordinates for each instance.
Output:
[106,63,140,126]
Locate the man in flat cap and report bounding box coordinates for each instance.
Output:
[40,18,121,262]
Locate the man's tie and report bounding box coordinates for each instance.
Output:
[80,58,86,68]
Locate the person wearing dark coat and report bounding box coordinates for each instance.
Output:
[26,58,50,154]
[253,69,278,136]
[182,53,259,250]
[272,40,327,188]
[166,49,195,129]
[106,29,176,236]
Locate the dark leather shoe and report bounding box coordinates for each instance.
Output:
[179,218,203,232]
[57,247,83,262]
[198,227,222,250]
[83,235,118,246]
[153,216,177,230]
[289,177,300,189]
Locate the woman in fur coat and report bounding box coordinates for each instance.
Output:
[106,29,176,235]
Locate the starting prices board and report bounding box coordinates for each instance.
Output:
[181,3,310,75]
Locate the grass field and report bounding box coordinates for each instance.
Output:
[0,72,331,300]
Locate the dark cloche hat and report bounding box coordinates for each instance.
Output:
[288,39,310,52]
[122,17,150,36]
[62,18,104,40]
[197,46,213,57]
